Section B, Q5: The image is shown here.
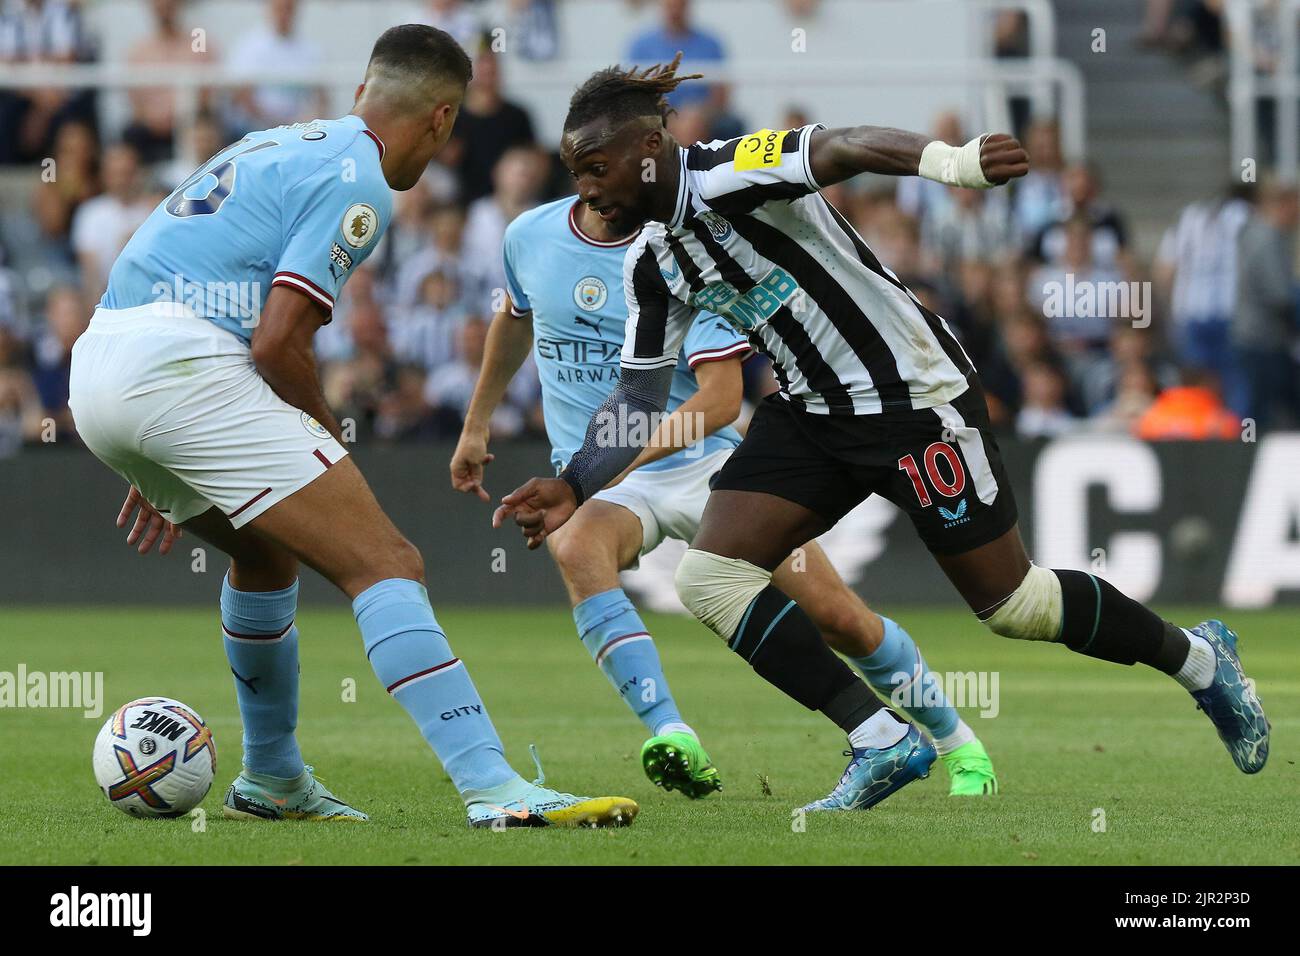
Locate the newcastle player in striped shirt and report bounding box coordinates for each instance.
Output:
[496,58,1270,811]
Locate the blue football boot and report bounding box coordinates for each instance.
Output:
[801,724,936,812]
[1189,620,1269,774]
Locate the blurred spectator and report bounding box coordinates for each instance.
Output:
[1012,118,1066,239]
[414,0,484,52]
[391,267,468,371]
[377,364,438,440]
[992,8,1029,58]
[627,0,725,109]
[666,102,712,148]
[780,105,810,131]
[921,186,1017,299]
[1016,361,1078,438]
[124,0,216,163]
[1079,324,1178,416]
[1142,0,1224,56]
[373,187,437,295]
[313,266,373,364]
[424,316,534,438]
[30,284,83,432]
[0,322,43,456]
[992,8,1031,132]
[946,258,1019,426]
[321,297,397,438]
[0,245,26,336]
[70,142,156,302]
[158,108,228,189]
[0,0,93,165]
[861,200,923,282]
[1093,359,1162,434]
[448,38,535,204]
[1135,369,1240,440]
[225,0,325,131]
[896,111,962,226]
[1031,164,1129,270]
[1155,185,1250,388]
[29,117,98,263]
[1232,178,1299,428]
[461,145,549,312]
[1029,215,1126,357]
[394,204,468,309]
[506,0,559,62]
[983,309,1058,419]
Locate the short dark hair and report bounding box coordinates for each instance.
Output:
[368,24,473,90]
[564,52,702,132]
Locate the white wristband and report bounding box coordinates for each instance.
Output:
[918,135,992,189]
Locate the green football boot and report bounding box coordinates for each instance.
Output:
[222,765,368,822]
[940,739,999,796]
[640,731,722,799]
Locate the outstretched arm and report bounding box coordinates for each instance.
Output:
[807,126,1029,190]
[450,298,534,501]
[606,354,743,484]
[492,364,673,548]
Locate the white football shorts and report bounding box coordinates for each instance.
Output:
[591,447,733,565]
[69,301,347,529]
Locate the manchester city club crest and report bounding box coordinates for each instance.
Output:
[301,411,331,439]
[573,275,608,312]
[699,210,733,242]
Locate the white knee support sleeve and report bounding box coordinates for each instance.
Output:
[674,549,772,640]
[984,564,1062,642]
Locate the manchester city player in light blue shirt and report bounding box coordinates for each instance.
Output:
[70,26,637,829]
[452,194,993,799]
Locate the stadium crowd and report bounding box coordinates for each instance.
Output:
[1,0,1297,459]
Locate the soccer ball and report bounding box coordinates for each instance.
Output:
[93,697,217,818]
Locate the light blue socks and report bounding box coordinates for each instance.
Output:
[850,616,973,754]
[575,588,692,737]
[221,574,305,779]
[354,578,518,795]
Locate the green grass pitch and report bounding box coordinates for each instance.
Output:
[1,605,1295,865]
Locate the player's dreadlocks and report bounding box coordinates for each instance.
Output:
[564,52,704,133]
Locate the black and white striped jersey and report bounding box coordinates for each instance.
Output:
[620,124,974,415]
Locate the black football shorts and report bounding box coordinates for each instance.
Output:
[711,379,1018,555]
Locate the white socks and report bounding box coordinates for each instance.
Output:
[848,709,910,750]
[933,720,976,756]
[1174,629,1216,691]
[656,721,697,739]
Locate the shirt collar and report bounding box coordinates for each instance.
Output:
[667,146,689,229]
[341,114,385,161]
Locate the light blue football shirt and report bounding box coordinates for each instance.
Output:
[502,197,751,475]
[102,114,392,343]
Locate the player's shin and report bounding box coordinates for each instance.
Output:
[734,585,905,746]
[353,578,518,795]
[849,616,974,754]
[675,549,906,747]
[575,588,691,737]
[220,574,305,779]
[1051,570,1205,680]
[985,565,1200,679]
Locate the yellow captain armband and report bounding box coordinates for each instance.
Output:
[734,129,789,171]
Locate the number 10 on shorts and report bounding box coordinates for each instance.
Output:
[898,442,967,507]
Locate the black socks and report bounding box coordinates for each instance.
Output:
[729,585,883,732]
[1053,570,1190,674]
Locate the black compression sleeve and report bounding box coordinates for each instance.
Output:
[558,365,673,505]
